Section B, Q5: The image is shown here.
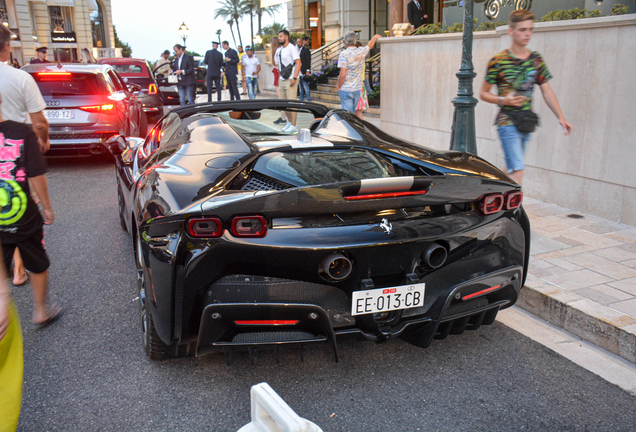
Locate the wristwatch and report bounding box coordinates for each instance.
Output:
[498,96,504,107]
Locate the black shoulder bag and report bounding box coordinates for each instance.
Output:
[279,49,293,80]
[501,58,540,133]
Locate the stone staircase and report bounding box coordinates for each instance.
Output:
[261,77,381,118]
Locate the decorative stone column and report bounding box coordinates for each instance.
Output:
[389,0,405,36]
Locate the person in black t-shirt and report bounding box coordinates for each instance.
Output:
[0,93,60,328]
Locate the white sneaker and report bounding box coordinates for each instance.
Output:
[281,122,292,132]
[286,125,298,134]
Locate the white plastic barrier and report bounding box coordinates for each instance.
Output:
[237,383,323,432]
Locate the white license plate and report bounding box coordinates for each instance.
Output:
[45,110,75,120]
[352,283,425,316]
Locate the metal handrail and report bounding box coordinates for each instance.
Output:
[310,36,344,72]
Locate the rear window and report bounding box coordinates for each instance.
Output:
[252,149,394,187]
[109,63,150,77]
[32,72,106,96]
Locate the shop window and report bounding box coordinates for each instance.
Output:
[52,48,78,63]
[48,6,74,33]
[90,1,107,48]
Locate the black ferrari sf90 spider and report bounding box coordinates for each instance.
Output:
[110,100,530,362]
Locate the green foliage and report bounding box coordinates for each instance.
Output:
[261,22,287,35]
[252,32,308,51]
[186,50,201,57]
[113,25,132,58]
[540,8,602,21]
[476,20,506,31]
[611,4,629,15]
[368,84,380,100]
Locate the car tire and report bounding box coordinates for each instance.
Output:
[135,232,177,360]
[117,186,127,231]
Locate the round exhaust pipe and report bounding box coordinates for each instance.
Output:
[319,252,352,281]
[421,243,448,269]
[89,144,104,155]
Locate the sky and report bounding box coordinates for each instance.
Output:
[111,0,288,61]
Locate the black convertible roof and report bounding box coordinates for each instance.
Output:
[170,100,331,119]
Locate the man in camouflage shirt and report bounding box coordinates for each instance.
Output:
[480,9,573,185]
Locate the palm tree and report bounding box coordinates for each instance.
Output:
[253,0,282,36]
[226,19,237,48]
[262,22,287,36]
[214,0,244,47]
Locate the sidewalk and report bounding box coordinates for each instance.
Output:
[519,197,636,364]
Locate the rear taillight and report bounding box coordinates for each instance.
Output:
[478,194,504,215]
[505,191,523,210]
[148,84,158,95]
[187,217,223,238]
[230,216,267,238]
[79,104,115,114]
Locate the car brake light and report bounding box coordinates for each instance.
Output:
[230,216,267,238]
[234,320,299,325]
[37,71,71,76]
[187,217,223,238]
[79,104,115,114]
[504,191,523,210]
[148,84,158,95]
[478,194,504,215]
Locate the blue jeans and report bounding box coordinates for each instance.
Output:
[339,90,360,113]
[497,124,531,173]
[178,83,195,106]
[298,78,310,101]
[246,77,258,99]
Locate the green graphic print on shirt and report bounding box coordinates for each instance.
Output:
[485,50,552,127]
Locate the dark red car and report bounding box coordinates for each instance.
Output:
[98,58,165,127]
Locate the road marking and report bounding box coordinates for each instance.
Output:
[498,306,636,396]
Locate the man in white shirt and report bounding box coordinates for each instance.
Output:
[241,47,261,100]
[0,25,49,152]
[274,30,301,134]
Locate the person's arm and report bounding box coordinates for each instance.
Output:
[479,81,525,107]
[0,247,9,341]
[29,175,54,225]
[182,56,195,76]
[540,82,572,135]
[29,111,50,153]
[290,58,302,87]
[256,63,261,77]
[367,34,382,50]
[337,68,347,91]
[229,51,239,65]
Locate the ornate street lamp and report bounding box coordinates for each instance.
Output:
[449,0,478,155]
[178,22,189,48]
[216,29,222,44]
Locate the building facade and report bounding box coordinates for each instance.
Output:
[287,0,635,45]
[1,0,118,66]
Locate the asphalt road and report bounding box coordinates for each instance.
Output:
[12,156,636,432]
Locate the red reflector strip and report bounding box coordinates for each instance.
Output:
[344,190,429,201]
[462,284,502,301]
[234,320,299,325]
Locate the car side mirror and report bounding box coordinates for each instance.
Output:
[156,73,165,79]
[107,135,126,156]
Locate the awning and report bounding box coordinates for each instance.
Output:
[46,0,75,7]
[87,0,98,12]
[260,0,291,8]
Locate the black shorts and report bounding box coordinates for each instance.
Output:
[2,228,50,274]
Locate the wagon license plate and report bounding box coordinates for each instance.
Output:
[352,283,425,316]
[44,110,75,120]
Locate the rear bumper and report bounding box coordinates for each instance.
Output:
[48,127,120,153]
